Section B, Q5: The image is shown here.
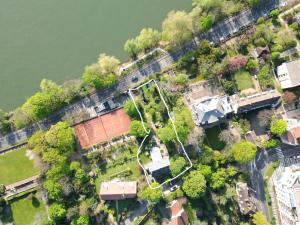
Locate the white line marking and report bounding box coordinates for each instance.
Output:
[128,79,193,189]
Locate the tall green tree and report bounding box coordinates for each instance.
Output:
[252,211,270,225]
[130,120,147,138]
[162,11,193,46]
[138,182,162,203]
[270,118,287,136]
[170,157,187,177]
[49,203,67,221]
[231,140,257,164]
[182,170,206,199]
[136,28,161,51]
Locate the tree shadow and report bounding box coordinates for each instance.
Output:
[32,197,40,208]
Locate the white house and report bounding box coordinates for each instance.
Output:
[276,59,300,89]
[191,96,233,128]
[272,164,300,225]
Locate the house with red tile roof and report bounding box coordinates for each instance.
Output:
[162,200,189,225]
[99,181,137,201]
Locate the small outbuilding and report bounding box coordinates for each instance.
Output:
[99,181,137,201]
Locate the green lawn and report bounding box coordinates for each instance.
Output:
[9,193,46,225]
[234,70,253,91]
[204,126,226,150]
[0,147,39,185]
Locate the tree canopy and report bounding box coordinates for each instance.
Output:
[170,156,187,177]
[138,182,163,203]
[252,211,270,225]
[270,118,287,136]
[162,11,193,47]
[182,170,206,199]
[130,120,148,138]
[231,140,257,164]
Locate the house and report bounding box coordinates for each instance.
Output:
[191,96,233,128]
[282,119,300,146]
[231,90,281,114]
[147,147,170,177]
[251,46,270,59]
[276,59,300,89]
[162,200,189,225]
[236,182,256,215]
[99,181,137,201]
[271,164,300,225]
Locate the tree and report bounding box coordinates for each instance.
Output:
[218,130,235,145]
[124,100,139,119]
[138,182,162,203]
[182,170,206,199]
[238,118,251,135]
[124,38,139,58]
[231,140,257,164]
[45,122,75,154]
[269,9,279,20]
[246,58,259,71]
[170,157,186,177]
[247,0,261,7]
[130,120,147,138]
[270,118,287,136]
[48,203,67,221]
[0,184,5,196]
[97,53,120,75]
[211,169,227,190]
[174,73,188,86]
[222,80,235,95]
[228,55,248,71]
[162,11,193,46]
[282,91,296,104]
[257,65,273,90]
[157,126,175,143]
[252,211,270,225]
[44,179,63,200]
[28,130,46,154]
[199,14,214,30]
[257,109,273,128]
[136,28,161,51]
[71,215,90,225]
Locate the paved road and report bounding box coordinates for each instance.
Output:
[248,144,300,220]
[0,0,279,149]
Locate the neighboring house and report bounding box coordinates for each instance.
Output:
[282,119,300,146]
[236,182,256,215]
[99,181,137,201]
[147,147,170,177]
[251,46,270,60]
[272,164,300,225]
[162,200,189,225]
[191,96,233,128]
[231,90,281,114]
[276,59,300,89]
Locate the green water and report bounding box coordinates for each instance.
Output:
[0,0,190,111]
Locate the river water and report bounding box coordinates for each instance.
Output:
[0,0,190,111]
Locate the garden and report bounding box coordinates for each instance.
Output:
[2,191,46,225]
[0,147,38,185]
[234,70,253,91]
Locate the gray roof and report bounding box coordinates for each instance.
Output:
[192,96,232,125]
[148,147,170,173]
[286,59,300,87]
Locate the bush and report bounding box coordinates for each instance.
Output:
[290,22,299,30]
[262,139,280,149]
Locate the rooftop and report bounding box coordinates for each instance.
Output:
[148,147,170,173]
[162,200,189,225]
[236,182,256,214]
[99,181,137,201]
[277,59,300,89]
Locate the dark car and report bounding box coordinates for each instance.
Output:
[131,75,138,82]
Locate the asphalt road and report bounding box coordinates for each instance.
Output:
[0,0,279,149]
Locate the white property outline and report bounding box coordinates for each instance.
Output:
[128,79,193,189]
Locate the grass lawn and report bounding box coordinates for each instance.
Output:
[0,147,39,185]
[204,126,226,150]
[9,193,46,225]
[234,70,253,91]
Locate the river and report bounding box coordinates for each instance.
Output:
[0,0,191,111]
